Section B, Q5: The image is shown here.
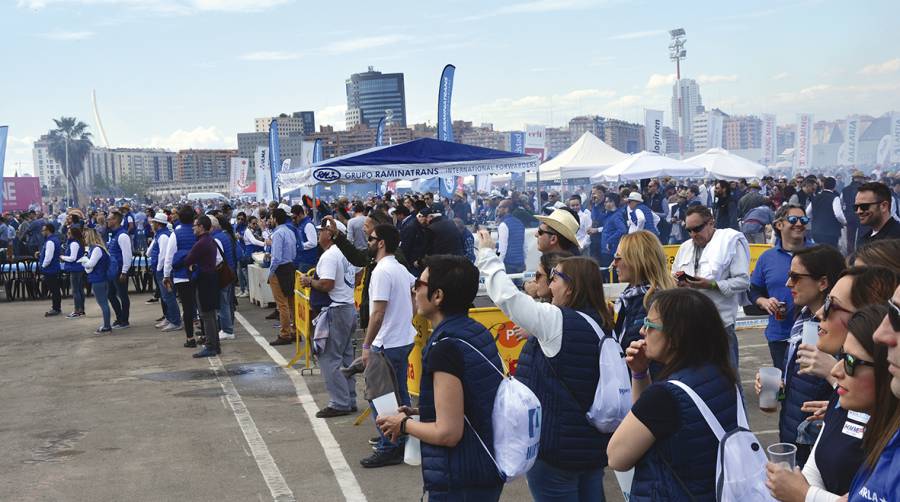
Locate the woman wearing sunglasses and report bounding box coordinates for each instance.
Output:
[767,305,897,502]
[767,267,898,501]
[476,231,615,501]
[754,244,845,468]
[750,204,812,372]
[607,288,739,501]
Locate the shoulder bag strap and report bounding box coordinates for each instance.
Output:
[668,380,726,440]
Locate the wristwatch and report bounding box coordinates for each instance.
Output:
[400,416,410,435]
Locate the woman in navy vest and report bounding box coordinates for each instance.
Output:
[476,231,615,502]
[766,268,898,501]
[376,255,505,501]
[37,223,63,316]
[753,244,844,468]
[60,226,87,318]
[608,288,739,501]
[82,228,113,334]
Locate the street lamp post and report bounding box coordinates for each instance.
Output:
[669,28,687,159]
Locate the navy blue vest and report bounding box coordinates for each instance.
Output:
[815,392,867,495]
[630,364,738,502]
[235,223,248,258]
[500,215,525,272]
[296,217,319,265]
[213,230,236,270]
[40,234,62,275]
[107,227,126,279]
[419,314,504,496]
[86,245,110,284]
[780,312,834,445]
[630,204,659,237]
[514,307,611,470]
[62,238,85,273]
[171,223,197,280]
[149,228,170,271]
[811,191,841,240]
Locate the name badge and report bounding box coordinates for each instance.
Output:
[842,421,865,440]
[847,410,871,424]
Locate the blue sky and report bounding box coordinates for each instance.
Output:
[2,0,899,175]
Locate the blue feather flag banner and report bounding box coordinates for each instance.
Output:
[375,116,386,147]
[268,119,281,199]
[437,64,456,198]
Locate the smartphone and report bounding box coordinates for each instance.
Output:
[676,271,698,282]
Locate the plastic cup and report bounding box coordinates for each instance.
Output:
[800,322,820,369]
[759,367,782,412]
[766,443,797,470]
[403,416,421,466]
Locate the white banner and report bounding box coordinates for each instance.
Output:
[841,117,861,167]
[794,113,813,173]
[301,140,316,167]
[524,124,546,162]
[762,114,777,165]
[644,109,664,154]
[708,113,724,149]
[877,135,891,166]
[891,112,900,164]
[229,157,250,196]
[281,158,291,172]
[255,146,272,203]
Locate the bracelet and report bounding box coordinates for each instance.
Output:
[362,344,371,350]
[632,371,648,380]
[400,416,410,435]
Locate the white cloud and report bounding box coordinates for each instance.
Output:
[18,0,291,14]
[645,73,676,89]
[3,136,38,176]
[461,0,611,21]
[772,72,790,80]
[697,74,738,84]
[608,29,666,40]
[316,104,346,130]
[860,58,900,76]
[147,126,233,151]
[604,95,642,109]
[239,51,301,61]
[321,35,409,55]
[39,30,95,40]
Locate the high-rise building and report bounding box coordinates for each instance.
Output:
[458,124,508,151]
[692,109,728,152]
[671,78,705,151]
[662,126,680,154]
[237,132,306,170]
[306,124,415,159]
[603,119,642,154]
[32,136,68,189]
[176,149,238,183]
[568,115,605,141]
[345,66,407,128]
[254,111,316,136]
[87,148,177,186]
[723,115,762,151]
[546,127,574,158]
[776,126,795,155]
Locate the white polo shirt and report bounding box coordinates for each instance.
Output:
[369,255,416,349]
[316,245,356,306]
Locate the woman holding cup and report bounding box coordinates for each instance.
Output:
[755,244,845,466]
[765,267,898,501]
[767,304,897,501]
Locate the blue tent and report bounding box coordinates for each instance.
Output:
[279,138,537,189]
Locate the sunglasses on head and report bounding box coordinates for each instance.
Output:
[888,298,900,331]
[687,220,710,234]
[854,201,884,212]
[823,295,853,320]
[785,215,810,226]
[838,351,875,377]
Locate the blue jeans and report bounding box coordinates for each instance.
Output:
[218,284,234,335]
[155,271,181,326]
[70,271,85,312]
[91,280,112,329]
[525,459,606,502]
[370,343,413,453]
[238,262,249,293]
[726,324,738,372]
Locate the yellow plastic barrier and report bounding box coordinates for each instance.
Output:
[407,307,526,397]
[662,243,771,275]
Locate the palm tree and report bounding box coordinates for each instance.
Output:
[47,117,93,206]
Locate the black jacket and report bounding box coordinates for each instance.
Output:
[424,216,465,257]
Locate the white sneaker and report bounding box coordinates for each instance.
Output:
[237,291,249,298]
[155,320,168,329]
[219,330,235,341]
[161,323,183,332]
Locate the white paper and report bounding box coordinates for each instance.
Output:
[372,392,399,417]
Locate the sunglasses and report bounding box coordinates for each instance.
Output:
[687,220,710,234]
[888,298,900,331]
[787,272,815,282]
[643,318,663,331]
[854,201,884,212]
[838,351,875,377]
[537,227,558,238]
[367,235,381,242]
[550,269,571,283]
[823,295,853,320]
[785,215,810,226]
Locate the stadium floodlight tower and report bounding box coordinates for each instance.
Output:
[669,28,687,79]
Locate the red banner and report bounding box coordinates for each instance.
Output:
[2,177,42,212]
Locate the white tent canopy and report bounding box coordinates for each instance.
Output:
[684,148,770,181]
[592,151,707,182]
[493,132,629,183]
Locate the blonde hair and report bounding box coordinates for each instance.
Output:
[618,230,676,308]
[83,228,107,251]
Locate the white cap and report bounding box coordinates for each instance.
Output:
[627,192,644,203]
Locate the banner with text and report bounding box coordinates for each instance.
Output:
[509,131,525,186]
[2,177,42,212]
[839,117,861,167]
[255,146,272,203]
[524,124,546,162]
[762,114,777,166]
[793,113,813,174]
[708,113,724,149]
[229,157,250,196]
[643,109,664,154]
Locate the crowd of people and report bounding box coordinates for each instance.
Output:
[1,168,899,501]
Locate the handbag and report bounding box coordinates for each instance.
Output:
[214,241,236,289]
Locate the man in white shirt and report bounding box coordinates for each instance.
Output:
[672,205,750,370]
[300,220,359,418]
[359,223,416,468]
[567,194,593,252]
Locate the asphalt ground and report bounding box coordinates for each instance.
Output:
[0,292,780,501]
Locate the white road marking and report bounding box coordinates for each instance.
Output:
[755,429,779,435]
[208,355,296,502]
[235,312,367,502]
[741,343,771,350]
